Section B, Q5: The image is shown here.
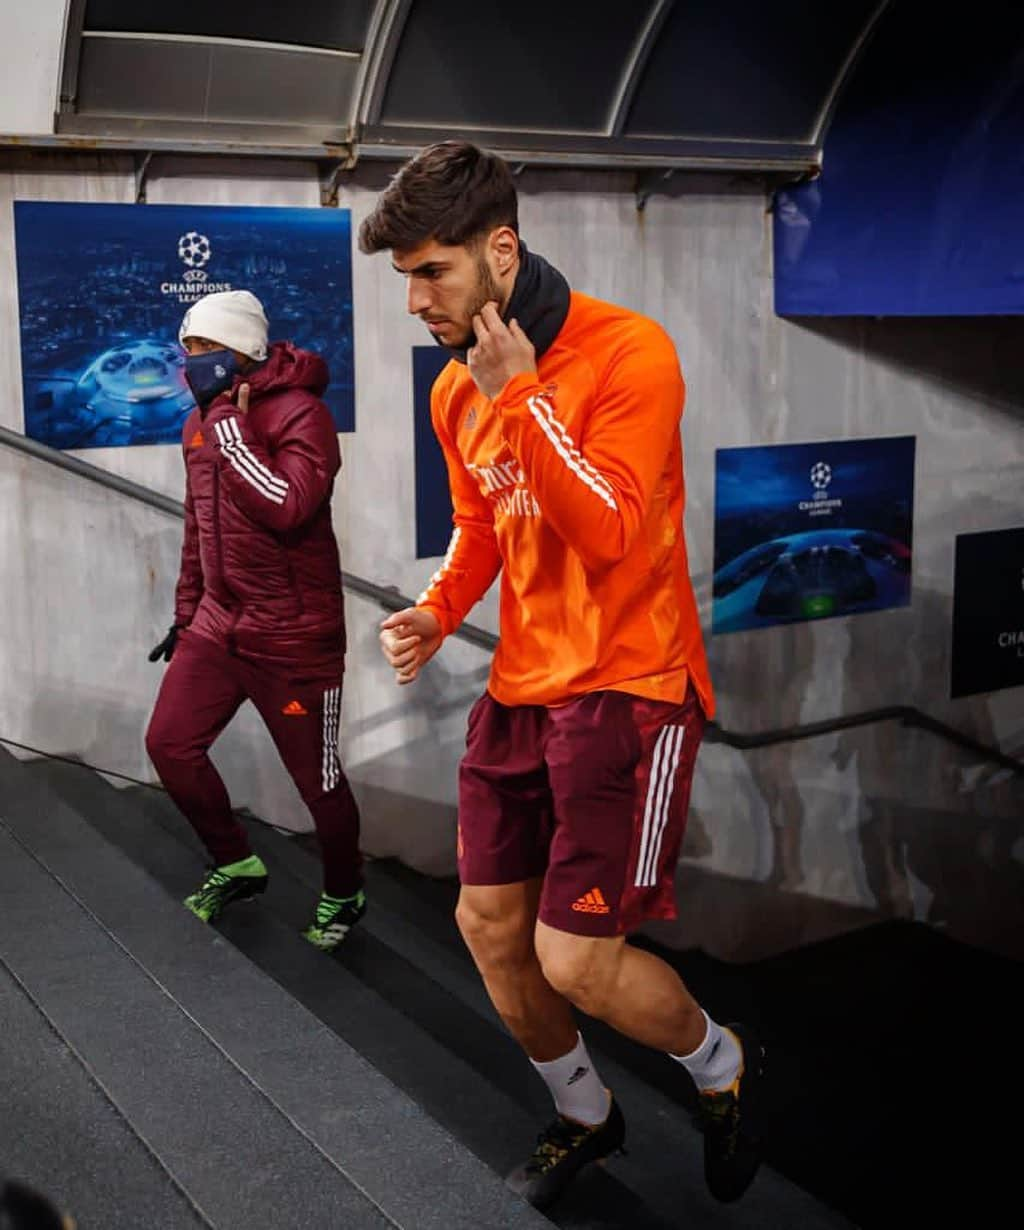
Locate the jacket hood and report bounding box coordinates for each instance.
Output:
[241,341,329,398]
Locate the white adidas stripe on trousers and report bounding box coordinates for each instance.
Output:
[634,724,686,888]
[321,686,342,793]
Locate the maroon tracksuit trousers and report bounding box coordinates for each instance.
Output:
[145,629,362,896]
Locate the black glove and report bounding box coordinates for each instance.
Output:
[148,624,182,663]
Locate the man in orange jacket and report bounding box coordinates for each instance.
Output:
[360,142,764,1211]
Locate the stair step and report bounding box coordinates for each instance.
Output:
[0,821,394,1230]
[100,770,850,1228]
[1,748,550,1230]
[0,961,210,1230]
[246,827,855,1230]
[159,809,855,1230]
[24,756,677,1229]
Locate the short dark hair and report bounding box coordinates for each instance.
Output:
[358,141,518,253]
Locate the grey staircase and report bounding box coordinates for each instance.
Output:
[1,746,858,1229]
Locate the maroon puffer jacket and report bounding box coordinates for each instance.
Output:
[173,342,345,665]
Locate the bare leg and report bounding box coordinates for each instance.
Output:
[534,921,707,1054]
[456,880,578,1061]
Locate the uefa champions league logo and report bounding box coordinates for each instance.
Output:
[162,229,230,304]
[799,459,842,517]
[810,461,832,491]
[178,231,212,269]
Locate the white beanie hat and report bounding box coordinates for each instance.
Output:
[179,289,269,360]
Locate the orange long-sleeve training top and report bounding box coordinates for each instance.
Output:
[417,290,714,717]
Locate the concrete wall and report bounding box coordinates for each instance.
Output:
[1,147,1021,958]
[0,0,68,136]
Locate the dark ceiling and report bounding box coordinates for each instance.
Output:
[53,0,887,177]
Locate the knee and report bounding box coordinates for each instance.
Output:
[144,717,171,765]
[535,933,619,1017]
[455,893,533,972]
[145,716,194,769]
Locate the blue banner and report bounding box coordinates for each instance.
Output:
[413,345,455,559]
[713,436,915,634]
[13,202,355,448]
[773,1,1024,315]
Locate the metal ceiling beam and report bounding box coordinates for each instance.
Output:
[0,132,354,162]
[79,30,360,59]
[57,0,88,116]
[0,129,817,176]
[350,0,414,134]
[811,0,892,149]
[355,126,819,174]
[607,0,676,138]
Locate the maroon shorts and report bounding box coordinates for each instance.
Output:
[457,685,706,936]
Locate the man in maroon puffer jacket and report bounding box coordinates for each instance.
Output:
[146,290,363,950]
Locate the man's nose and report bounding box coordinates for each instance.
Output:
[407,279,432,316]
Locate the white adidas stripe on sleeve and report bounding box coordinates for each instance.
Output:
[213,418,287,505]
[525,395,618,511]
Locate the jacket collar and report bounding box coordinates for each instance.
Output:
[446,241,570,365]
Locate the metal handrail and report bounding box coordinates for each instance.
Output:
[705,705,1023,775]
[0,423,498,648]
[2,424,1020,774]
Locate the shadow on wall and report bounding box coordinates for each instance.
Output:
[792,315,1024,420]
[680,585,1023,962]
[839,584,1024,959]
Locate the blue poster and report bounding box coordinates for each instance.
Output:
[413,345,455,559]
[13,202,354,448]
[713,436,915,634]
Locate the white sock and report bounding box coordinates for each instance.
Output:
[670,1011,742,1092]
[530,1033,611,1126]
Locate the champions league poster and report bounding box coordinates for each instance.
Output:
[951,527,1024,699]
[12,202,355,448]
[712,436,915,634]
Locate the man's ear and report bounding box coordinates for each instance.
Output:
[489,226,520,275]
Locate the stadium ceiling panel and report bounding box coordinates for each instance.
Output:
[50,0,886,176]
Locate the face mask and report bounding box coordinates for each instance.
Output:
[184,349,238,407]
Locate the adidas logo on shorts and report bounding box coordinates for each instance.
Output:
[571,887,611,915]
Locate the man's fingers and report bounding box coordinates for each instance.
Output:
[379,608,438,684]
[380,631,420,667]
[236,382,250,414]
[380,608,418,631]
[381,628,420,650]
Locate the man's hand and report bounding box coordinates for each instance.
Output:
[380,607,443,685]
[467,301,537,401]
[235,382,251,414]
